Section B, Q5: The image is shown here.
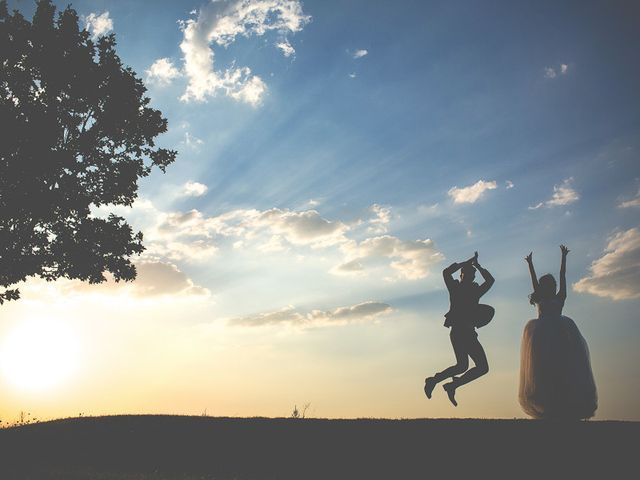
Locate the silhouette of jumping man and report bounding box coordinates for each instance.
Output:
[424,252,495,406]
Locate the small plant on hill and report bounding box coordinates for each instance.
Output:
[290,402,311,419]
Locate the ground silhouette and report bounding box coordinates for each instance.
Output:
[0,415,636,479]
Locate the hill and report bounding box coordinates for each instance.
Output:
[0,415,637,479]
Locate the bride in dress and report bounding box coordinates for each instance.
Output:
[519,245,597,419]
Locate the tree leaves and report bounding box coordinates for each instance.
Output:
[0,0,177,302]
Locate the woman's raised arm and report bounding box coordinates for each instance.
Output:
[525,252,539,293]
[558,245,569,300]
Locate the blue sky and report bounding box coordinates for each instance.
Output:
[2,0,639,420]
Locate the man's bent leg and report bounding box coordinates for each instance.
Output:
[425,329,470,399]
[454,333,489,387]
[431,329,470,381]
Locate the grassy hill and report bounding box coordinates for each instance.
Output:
[0,415,637,479]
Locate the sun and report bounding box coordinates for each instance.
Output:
[0,318,80,391]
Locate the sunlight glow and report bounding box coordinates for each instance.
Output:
[0,318,80,392]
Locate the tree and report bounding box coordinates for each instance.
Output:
[0,0,176,303]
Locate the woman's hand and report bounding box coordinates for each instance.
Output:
[560,245,570,256]
[525,252,533,264]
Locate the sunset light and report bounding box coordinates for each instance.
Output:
[0,318,80,392]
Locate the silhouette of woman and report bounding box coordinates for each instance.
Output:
[519,245,597,419]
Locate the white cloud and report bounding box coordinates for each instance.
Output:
[85,12,113,39]
[530,178,579,209]
[618,189,640,208]
[127,261,209,297]
[94,200,441,281]
[256,235,287,253]
[24,261,209,300]
[448,180,497,204]
[333,258,364,273]
[574,228,640,300]
[181,181,208,197]
[181,131,204,150]
[417,203,439,215]
[146,58,182,86]
[92,200,219,263]
[545,63,569,79]
[179,0,311,105]
[121,203,349,262]
[275,39,295,57]
[256,208,349,247]
[334,235,444,280]
[545,179,579,206]
[506,180,515,189]
[348,73,357,79]
[352,49,368,59]
[227,72,267,105]
[230,301,392,327]
[367,204,391,234]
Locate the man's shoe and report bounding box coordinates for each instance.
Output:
[424,377,437,399]
[443,381,458,407]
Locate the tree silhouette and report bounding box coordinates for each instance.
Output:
[0,0,176,303]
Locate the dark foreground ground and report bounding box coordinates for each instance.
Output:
[0,415,637,479]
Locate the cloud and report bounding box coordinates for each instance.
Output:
[546,178,579,206]
[126,202,439,280]
[334,235,444,280]
[348,73,357,79]
[574,228,640,300]
[120,202,350,262]
[227,72,267,105]
[506,180,515,189]
[417,203,439,215]
[352,49,368,59]
[333,258,364,273]
[230,301,392,327]
[181,181,208,197]
[181,132,204,150]
[92,200,220,263]
[126,262,210,297]
[545,63,569,79]
[448,180,497,204]
[530,178,579,209]
[25,261,209,300]
[367,204,391,234]
[275,39,295,57]
[179,0,311,105]
[256,208,349,247]
[94,200,441,280]
[85,12,113,39]
[146,58,182,86]
[618,189,640,208]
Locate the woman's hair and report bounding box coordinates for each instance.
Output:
[529,273,557,305]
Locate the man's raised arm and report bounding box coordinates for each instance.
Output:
[443,263,462,292]
[443,254,474,292]
[473,255,495,297]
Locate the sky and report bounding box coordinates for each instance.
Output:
[1,0,639,422]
